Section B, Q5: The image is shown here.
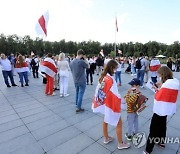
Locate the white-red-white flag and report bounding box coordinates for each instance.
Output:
[31,51,35,56]
[115,17,118,32]
[100,49,104,57]
[118,49,122,54]
[35,11,49,37]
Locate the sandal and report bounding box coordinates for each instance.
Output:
[158,143,165,149]
[103,136,113,144]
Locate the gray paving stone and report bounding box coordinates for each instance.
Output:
[38,126,81,151]
[32,119,70,140]
[26,114,62,131]
[14,103,44,113]
[22,110,55,124]
[0,109,16,118]
[0,133,36,154]
[0,119,24,133]
[9,142,44,154]
[0,114,19,125]
[0,105,13,112]
[12,100,40,109]
[18,106,48,118]
[0,125,29,144]
[65,111,94,125]
[74,115,102,132]
[79,142,111,154]
[48,133,95,154]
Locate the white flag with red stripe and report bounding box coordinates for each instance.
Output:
[100,49,104,57]
[40,57,57,78]
[150,59,161,72]
[15,62,29,73]
[153,78,179,116]
[92,74,121,126]
[35,11,49,37]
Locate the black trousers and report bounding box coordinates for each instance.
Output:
[86,69,93,84]
[145,113,167,153]
[32,66,39,78]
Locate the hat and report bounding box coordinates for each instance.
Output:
[128,78,140,86]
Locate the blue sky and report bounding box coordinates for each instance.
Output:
[0,0,180,44]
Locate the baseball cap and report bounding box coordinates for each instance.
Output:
[128,78,140,86]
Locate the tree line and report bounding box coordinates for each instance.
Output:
[0,34,179,58]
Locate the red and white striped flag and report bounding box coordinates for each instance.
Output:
[115,17,118,32]
[150,59,161,72]
[35,11,49,36]
[100,49,104,57]
[118,49,122,54]
[153,78,179,116]
[92,74,121,126]
[40,57,57,78]
[15,62,29,73]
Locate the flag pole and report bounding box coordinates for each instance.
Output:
[114,16,117,57]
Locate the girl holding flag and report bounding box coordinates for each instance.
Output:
[92,60,130,150]
[143,66,179,154]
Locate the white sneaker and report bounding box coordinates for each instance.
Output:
[50,92,56,96]
[117,142,130,150]
[60,94,63,97]
[64,94,70,97]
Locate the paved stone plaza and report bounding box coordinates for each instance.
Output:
[0,67,179,154]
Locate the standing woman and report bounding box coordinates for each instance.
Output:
[57,53,70,97]
[92,60,130,150]
[40,53,57,96]
[15,55,29,87]
[115,57,122,86]
[143,66,179,154]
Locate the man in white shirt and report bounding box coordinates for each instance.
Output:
[0,53,17,87]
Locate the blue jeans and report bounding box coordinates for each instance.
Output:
[2,70,15,86]
[131,65,136,74]
[115,71,121,84]
[136,69,145,86]
[18,72,28,85]
[75,83,86,109]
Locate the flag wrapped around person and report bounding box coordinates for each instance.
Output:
[92,74,121,126]
[40,57,57,78]
[15,62,29,73]
[149,59,161,72]
[153,78,179,116]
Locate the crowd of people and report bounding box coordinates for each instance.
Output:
[0,50,179,153]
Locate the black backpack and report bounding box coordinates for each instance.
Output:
[136,58,142,69]
[31,58,36,66]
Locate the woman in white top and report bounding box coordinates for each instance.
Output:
[115,57,122,86]
[57,53,70,97]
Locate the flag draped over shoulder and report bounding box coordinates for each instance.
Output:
[35,11,49,36]
[150,59,161,72]
[153,78,179,116]
[40,57,57,78]
[15,62,29,73]
[92,74,121,126]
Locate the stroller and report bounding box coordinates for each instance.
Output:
[125,64,131,73]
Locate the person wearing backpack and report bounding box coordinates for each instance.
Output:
[135,52,146,88]
[30,55,39,78]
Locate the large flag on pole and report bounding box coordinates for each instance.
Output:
[115,17,118,32]
[35,11,49,36]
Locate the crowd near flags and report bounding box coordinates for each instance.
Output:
[115,17,118,32]
[100,49,104,57]
[35,11,49,37]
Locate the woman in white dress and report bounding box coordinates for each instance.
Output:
[57,53,70,97]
